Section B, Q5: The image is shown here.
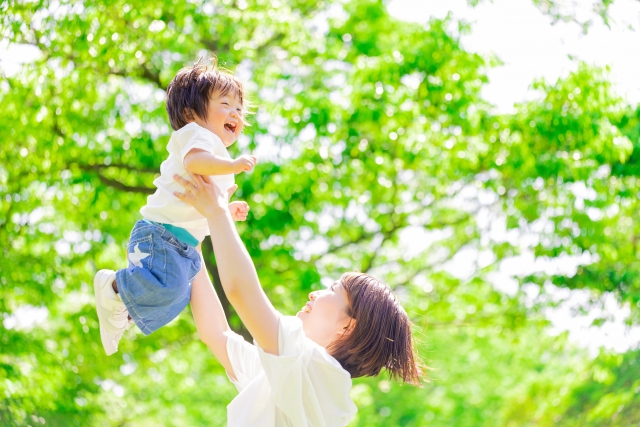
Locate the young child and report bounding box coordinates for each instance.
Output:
[94,58,257,355]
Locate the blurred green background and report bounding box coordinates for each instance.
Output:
[2,0,640,425]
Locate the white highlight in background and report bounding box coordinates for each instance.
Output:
[388,0,640,111]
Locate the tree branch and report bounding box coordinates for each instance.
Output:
[361,234,385,273]
[95,174,155,194]
[0,199,12,233]
[78,162,159,174]
[77,164,155,194]
[393,240,473,288]
[108,65,164,89]
[141,64,163,89]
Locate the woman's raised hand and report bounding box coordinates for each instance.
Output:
[173,173,232,217]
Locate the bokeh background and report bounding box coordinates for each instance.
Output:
[2,0,640,425]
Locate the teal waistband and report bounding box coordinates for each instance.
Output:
[143,219,199,247]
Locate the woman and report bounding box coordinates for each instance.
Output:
[174,173,422,427]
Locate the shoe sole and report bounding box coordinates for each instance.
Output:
[94,269,118,356]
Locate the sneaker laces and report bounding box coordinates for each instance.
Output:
[111,305,131,329]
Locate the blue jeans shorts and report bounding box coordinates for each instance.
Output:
[116,220,202,335]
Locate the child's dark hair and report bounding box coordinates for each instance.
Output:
[327,272,424,385]
[165,57,247,131]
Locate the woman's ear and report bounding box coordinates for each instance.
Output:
[338,318,356,338]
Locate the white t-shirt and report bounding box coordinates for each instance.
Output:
[140,123,235,241]
[225,316,357,427]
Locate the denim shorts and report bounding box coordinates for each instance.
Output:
[116,220,201,335]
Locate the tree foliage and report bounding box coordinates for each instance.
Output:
[1,0,639,425]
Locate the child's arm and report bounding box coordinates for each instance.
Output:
[190,253,237,376]
[184,148,257,176]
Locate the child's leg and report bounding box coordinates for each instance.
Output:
[115,220,201,335]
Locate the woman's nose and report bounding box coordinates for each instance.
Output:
[309,291,317,300]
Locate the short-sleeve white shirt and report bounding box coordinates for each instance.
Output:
[140,123,235,241]
[225,316,357,427]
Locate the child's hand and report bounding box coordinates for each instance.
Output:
[232,155,258,174]
[229,201,250,221]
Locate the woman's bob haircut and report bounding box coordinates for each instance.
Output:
[327,272,423,385]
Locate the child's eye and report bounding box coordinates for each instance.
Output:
[222,102,229,105]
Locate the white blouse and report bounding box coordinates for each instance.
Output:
[225,316,357,427]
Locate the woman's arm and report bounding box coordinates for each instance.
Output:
[190,253,235,375]
[175,174,280,355]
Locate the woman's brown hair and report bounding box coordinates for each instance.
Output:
[327,272,423,385]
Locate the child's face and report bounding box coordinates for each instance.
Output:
[195,92,244,147]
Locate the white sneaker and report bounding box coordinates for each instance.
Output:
[94,269,133,355]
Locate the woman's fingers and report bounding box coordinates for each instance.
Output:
[174,173,206,195]
[185,171,200,189]
[173,190,187,199]
[173,173,193,190]
[174,172,210,192]
[172,172,232,217]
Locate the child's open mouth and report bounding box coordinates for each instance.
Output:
[224,122,237,133]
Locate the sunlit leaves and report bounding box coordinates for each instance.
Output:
[1,0,639,425]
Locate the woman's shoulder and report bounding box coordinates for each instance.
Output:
[303,336,345,370]
[278,316,351,376]
[303,337,357,423]
[259,316,357,424]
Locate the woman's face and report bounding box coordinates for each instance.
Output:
[297,280,353,348]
